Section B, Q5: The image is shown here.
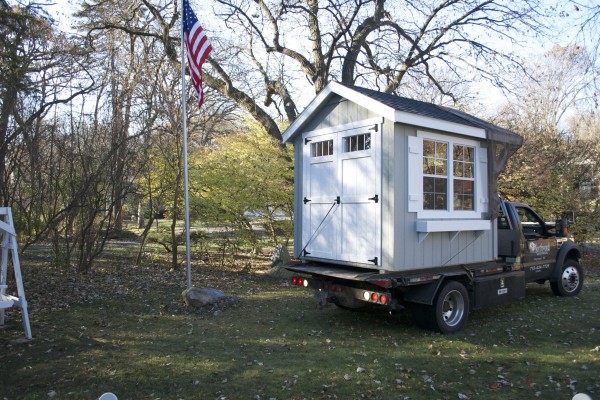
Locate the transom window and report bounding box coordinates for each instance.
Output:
[343,133,371,153]
[422,139,476,211]
[311,139,333,157]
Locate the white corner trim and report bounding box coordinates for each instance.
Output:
[395,110,486,139]
[416,219,492,233]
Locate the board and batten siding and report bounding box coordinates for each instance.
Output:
[292,94,497,271]
[292,96,380,259]
[387,123,496,271]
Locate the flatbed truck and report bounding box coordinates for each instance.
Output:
[287,200,583,333]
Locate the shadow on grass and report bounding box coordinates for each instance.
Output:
[1,277,599,400]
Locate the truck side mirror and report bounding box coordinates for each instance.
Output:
[554,219,568,237]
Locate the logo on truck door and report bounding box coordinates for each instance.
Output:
[528,242,551,255]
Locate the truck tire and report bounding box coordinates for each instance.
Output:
[550,259,583,297]
[412,281,470,334]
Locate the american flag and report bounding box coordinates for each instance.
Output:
[183,0,212,108]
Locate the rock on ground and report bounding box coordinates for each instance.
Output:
[268,244,295,278]
[182,287,228,308]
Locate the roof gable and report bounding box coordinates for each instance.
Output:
[282,81,522,147]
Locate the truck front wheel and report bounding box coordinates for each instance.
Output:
[412,281,470,334]
[550,259,583,297]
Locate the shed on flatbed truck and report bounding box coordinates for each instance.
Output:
[283,82,523,272]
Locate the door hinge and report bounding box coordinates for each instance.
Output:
[303,249,311,256]
[336,196,340,204]
[368,257,378,265]
[369,124,378,132]
[303,197,311,204]
[304,138,312,145]
[368,194,379,203]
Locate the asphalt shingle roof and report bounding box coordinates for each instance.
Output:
[340,83,522,146]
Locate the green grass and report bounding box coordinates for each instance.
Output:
[1,246,599,399]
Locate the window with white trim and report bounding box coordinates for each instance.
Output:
[423,139,448,210]
[452,144,475,211]
[311,139,333,157]
[408,131,487,219]
[343,133,371,153]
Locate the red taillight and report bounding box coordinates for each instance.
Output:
[298,278,304,286]
[380,295,388,304]
[292,277,298,285]
[368,279,393,288]
[371,292,379,302]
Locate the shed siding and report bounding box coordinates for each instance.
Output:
[391,123,495,271]
[381,117,395,269]
[293,95,496,272]
[302,97,378,132]
[293,137,304,257]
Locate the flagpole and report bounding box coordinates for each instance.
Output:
[181,0,193,290]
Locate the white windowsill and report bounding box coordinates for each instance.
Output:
[416,219,491,243]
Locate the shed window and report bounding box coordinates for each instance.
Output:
[409,132,484,218]
[423,140,447,210]
[421,139,476,211]
[343,133,371,153]
[452,144,475,211]
[311,139,333,157]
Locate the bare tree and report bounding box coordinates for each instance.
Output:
[495,45,598,219]
[76,0,546,143]
[0,0,94,206]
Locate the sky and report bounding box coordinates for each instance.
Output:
[42,0,597,117]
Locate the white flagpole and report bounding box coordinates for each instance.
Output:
[181,1,193,290]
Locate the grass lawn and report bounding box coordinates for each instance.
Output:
[1,242,599,400]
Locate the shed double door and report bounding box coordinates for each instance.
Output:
[301,125,381,266]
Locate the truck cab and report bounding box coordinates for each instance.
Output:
[498,201,581,295]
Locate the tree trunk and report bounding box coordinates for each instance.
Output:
[137,201,145,229]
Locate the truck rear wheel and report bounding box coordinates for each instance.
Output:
[412,281,470,334]
[550,259,583,297]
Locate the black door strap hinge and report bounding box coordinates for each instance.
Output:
[368,194,379,203]
[303,197,311,204]
[303,249,311,256]
[368,257,378,265]
[304,138,312,145]
[336,196,340,204]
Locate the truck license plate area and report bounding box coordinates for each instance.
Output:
[472,271,526,309]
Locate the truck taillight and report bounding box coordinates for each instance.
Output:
[367,279,393,288]
[363,291,390,304]
[291,277,308,287]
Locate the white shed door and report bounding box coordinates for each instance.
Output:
[301,126,381,266]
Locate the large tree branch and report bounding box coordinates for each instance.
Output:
[205,57,283,142]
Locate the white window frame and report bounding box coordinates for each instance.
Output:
[408,131,488,220]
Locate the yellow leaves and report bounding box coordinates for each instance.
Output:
[193,122,294,230]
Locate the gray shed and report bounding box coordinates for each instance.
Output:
[283,82,522,272]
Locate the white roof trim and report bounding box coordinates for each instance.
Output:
[283,82,395,143]
[282,81,485,143]
[394,110,486,139]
